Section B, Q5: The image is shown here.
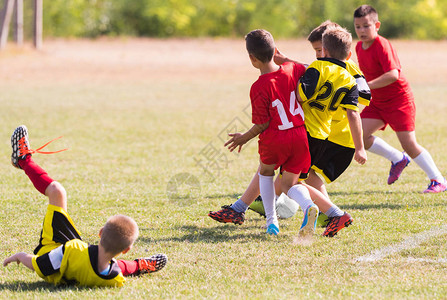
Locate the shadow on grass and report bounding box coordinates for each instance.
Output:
[207,189,416,200]
[140,224,281,244]
[0,280,100,292]
[340,203,405,210]
[329,189,417,197]
[202,193,241,200]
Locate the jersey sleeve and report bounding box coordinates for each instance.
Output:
[377,38,401,74]
[339,84,359,111]
[250,84,270,125]
[292,62,307,80]
[353,74,371,106]
[298,67,320,101]
[32,245,65,278]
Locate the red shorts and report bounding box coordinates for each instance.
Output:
[360,98,415,131]
[258,125,310,175]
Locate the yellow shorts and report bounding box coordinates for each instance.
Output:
[34,204,82,256]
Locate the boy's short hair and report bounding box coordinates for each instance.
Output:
[100,214,139,255]
[354,5,378,22]
[307,20,340,43]
[245,29,275,63]
[322,26,352,61]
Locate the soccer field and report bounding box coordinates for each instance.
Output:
[0,38,446,299]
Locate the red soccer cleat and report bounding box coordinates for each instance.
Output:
[322,212,353,237]
[135,253,168,275]
[208,205,245,225]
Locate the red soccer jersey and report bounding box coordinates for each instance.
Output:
[250,62,306,136]
[355,35,413,104]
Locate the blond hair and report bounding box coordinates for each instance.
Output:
[322,26,352,61]
[100,214,139,255]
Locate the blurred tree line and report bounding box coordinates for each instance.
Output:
[9,0,447,39]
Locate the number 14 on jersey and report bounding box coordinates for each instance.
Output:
[272,91,304,130]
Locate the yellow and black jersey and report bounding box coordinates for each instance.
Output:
[328,59,371,148]
[299,57,359,141]
[32,240,125,287]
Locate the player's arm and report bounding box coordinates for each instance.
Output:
[3,252,35,271]
[225,122,269,153]
[346,109,367,165]
[273,48,309,68]
[366,69,399,89]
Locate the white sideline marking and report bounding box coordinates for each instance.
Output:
[405,257,447,263]
[356,225,447,262]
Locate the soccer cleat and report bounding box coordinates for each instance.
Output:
[10,125,68,169]
[322,212,353,237]
[208,205,245,225]
[423,179,447,193]
[298,204,319,237]
[11,125,31,169]
[135,253,168,275]
[266,223,279,235]
[387,153,411,184]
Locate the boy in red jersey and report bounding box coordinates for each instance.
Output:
[224,29,318,236]
[4,125,167,287]
[354,5,446,193]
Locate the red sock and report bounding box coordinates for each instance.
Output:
[117,259,139,276]
[19,156,54,195]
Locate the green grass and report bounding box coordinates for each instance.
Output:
[0,39,446,299]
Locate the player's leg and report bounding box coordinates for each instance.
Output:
[45,182,67,211]
[232,167,260,211]
[305,170,329,199]
[11,125,67,210]
[11,125,80,257]
[362,118,410,184]
[362,118,385,149]
[299,182,352,237]
[397,131,446,193]
[259,162,278,235]
[313,140,357,226]
[282,173,318,237]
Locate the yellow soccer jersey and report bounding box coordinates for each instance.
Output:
[299,58,359,140]
[329,59,371,148]
[32,239,125,287]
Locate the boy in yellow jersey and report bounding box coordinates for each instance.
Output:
[3,125,167,287]
[303,21,371,199]
[293,25,367,236]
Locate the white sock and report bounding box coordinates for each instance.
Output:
[413,149,445,183]
[259,173,278,227]
[287,184,314,212]
[368,137,403,163]
[326,205,344,218]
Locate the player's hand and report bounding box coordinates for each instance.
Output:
[273,48,287,65]
[224,133,246,153]
[354,149,367,165]
[3,253,20,266]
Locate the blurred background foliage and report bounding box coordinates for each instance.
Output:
[4,0,447,39]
